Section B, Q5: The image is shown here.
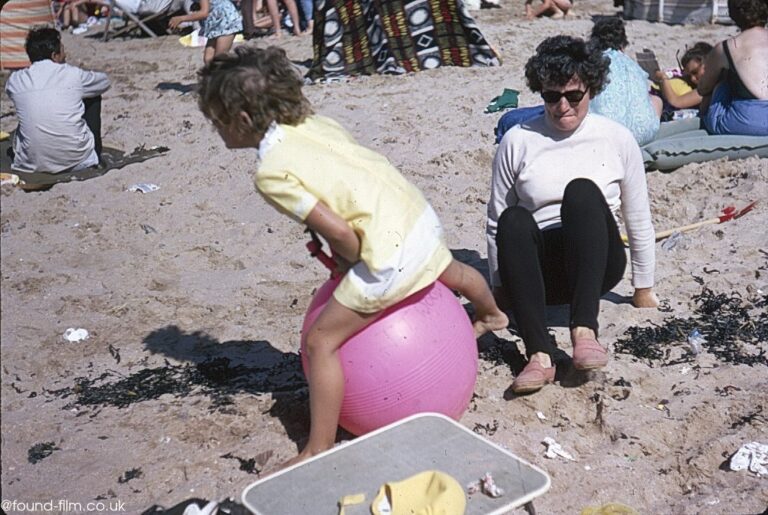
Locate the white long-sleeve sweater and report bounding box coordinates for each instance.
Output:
[487,113,655,290]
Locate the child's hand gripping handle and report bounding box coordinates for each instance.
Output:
[306,230,342,279]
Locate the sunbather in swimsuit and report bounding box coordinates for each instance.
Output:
[702,41,768,136]
[697,0,768,137]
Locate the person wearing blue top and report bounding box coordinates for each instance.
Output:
[587,17,660,146]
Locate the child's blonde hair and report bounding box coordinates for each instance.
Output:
[197,46,313,135]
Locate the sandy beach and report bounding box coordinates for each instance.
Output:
[1,1,766,513]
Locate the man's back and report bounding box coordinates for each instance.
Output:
[6,60,110,173]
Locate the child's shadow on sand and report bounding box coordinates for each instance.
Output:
[143,325,316,452]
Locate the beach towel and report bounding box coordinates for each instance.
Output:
[1,143,169,190]
[307,0,500,81]
[0,0,55,70]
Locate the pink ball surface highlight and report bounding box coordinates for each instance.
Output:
[301,278,478,436]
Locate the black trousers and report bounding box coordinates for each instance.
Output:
[496,178,627,357]
[83,95,103,159]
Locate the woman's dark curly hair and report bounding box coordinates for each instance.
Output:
[525,36,610,96]
[197,46,313,136]
[680,42,713,68]
[589,17,629,52]
[727,0,768,29]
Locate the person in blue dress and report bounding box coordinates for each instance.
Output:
[587,17,660,146]
[169,0,243,65]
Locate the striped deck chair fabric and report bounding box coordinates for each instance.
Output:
[0,0,55,70]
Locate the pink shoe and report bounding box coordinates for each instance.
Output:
[511,361,556,393]
[572,337,608,370]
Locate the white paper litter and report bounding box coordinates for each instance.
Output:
[536,411,547,420]
[466,472,504,498]
[729,441,768,476]
[63,328,89,342]
[128,183,160,193]
[542,437,575,461]
[0,173,19,186]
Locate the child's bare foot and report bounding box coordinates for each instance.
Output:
[525,4,535,19]
[279,451,309,470]
[301,21,314,35]
[473,310,509,338]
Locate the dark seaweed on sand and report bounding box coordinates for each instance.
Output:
[48,356,305,410]
[221,453,260,474]
[28,442,60,464]
[118,467,143,483]
[614,286,767,367]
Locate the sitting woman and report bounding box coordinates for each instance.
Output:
[496,18,660,145]
[488,35,658,394]
[696,0,768,136]
[651,42,712,121]
[588,17,660,145]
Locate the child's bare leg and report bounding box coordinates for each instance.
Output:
[552,0,572,13]
[203,35,235,65]
[282,0,302,35]
[63,6,73,28]
[439,260,509,338]
[529,0,556,18]
[214,34,236,56]
[203,40,217,65]
[76,5,89,24]
[281,298,379,469]
[265,0,283,37]
[524,0,535,19]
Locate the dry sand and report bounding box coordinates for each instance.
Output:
[1,1,767,513]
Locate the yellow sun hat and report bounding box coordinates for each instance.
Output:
[370,470,466,515]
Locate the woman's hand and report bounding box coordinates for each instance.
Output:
[632,287,659,308]
[653,70,667,83]
[168,16,184,30]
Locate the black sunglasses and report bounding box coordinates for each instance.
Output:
[540,89,587,104]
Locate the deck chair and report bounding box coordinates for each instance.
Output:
[102,0,175,40]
